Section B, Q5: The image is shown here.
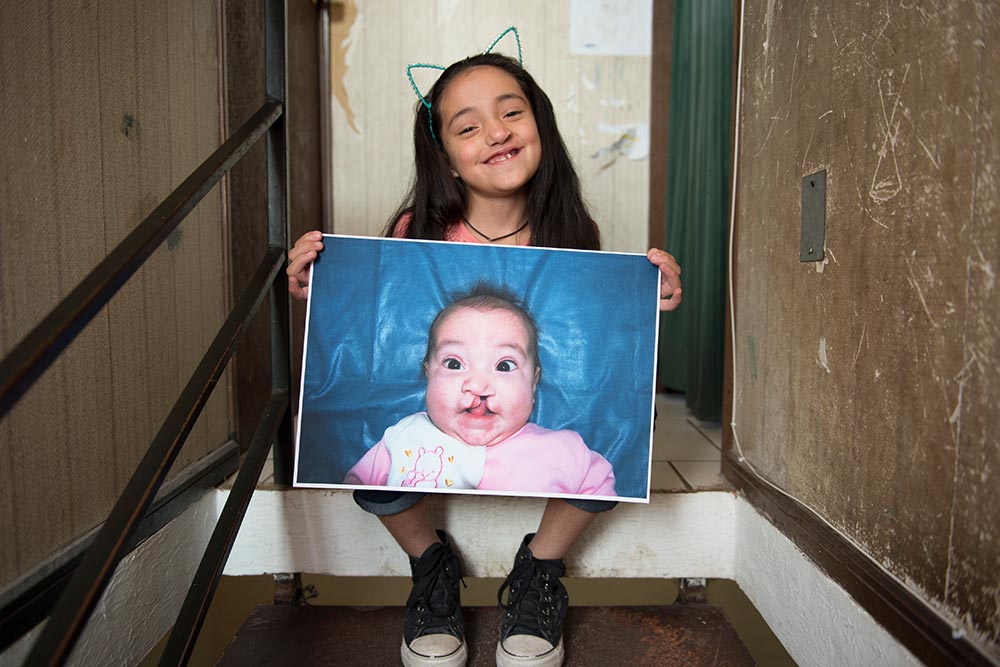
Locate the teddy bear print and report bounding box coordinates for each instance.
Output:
[401,445,445,488]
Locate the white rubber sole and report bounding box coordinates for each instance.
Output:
[400,637,468,667]
[495,637,564,667]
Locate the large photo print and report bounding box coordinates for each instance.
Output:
[293,235,659,502]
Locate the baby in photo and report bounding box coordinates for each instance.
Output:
[344,283,616,497]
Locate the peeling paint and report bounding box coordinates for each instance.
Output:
[818,337,831,373]
[566,83,578,113]
[591,122,649,163]
[330,0,361,134]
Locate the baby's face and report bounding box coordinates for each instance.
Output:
[425,307,539,447]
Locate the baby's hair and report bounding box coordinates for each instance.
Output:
[423,282,541,376]
[385,53,601,251]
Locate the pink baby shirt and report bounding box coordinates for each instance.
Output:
[344,413,617,497]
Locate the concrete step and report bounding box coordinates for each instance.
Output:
[225,491,736,580]
[216,604,756,666]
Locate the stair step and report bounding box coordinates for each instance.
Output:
[217,604,756,666]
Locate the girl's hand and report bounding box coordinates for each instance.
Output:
[647,248,683,312]
[287,231,324,301]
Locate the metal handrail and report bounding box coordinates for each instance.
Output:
[0,99,282,420]
[159,389,288,665]
[22,246,287,666]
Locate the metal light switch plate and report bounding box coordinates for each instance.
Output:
[801,169,826,262]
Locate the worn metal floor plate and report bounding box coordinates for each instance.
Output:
[217,604,756,666]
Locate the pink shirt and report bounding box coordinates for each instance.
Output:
[345,416,616,496]
[392,214,531,245]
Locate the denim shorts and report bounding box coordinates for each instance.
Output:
[352,489,617,516]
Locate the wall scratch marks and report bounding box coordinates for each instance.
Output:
[825,9,840,49]
[754,117,777,158]
[803,110,834,169]
[916,135,942,170]
[874,0,893,44]
[762,0,776,79]
[972,245,995,290]
[870,64,911,203]
[784,21,803,119]
[801,123,816,170]
[855,182,889,229]
[854,323,867,365]
[946,352,975,436]
[906,254,938,327]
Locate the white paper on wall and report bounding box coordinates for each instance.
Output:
[569,0,653,56]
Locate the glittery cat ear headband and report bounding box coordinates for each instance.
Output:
[406,26,524,142]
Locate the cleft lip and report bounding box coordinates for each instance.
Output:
[464,399,495,415]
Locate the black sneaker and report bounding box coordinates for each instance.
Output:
[495,533,569,667]
[401,530,468,667]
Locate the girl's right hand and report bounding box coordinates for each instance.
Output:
[287,231,324,301]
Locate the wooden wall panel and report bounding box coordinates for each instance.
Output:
[0,2,114,588]
[103,0,176,504]
[192,0,231,462]
[948,3,1000,645]
[328,0,652,253]
[0,1,228,590]
[733,0,999,654]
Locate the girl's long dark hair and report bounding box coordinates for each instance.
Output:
[384,53,601,251]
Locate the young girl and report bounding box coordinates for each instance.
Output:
[344,283,617,497]
[288,32,681,667]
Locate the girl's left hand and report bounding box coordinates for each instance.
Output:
[647,248,683,312]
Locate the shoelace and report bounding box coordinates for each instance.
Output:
[407,546,466,625]
[497,558,566,638]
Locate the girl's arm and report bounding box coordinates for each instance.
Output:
[287,230,325,301]
[646,248,683,312]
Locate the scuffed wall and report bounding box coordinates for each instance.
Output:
[328,0,653,253]
[0,2,230,589]
[732,0,998,655]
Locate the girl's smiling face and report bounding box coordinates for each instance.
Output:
[424,306,539,447]
[435,66,542,200]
